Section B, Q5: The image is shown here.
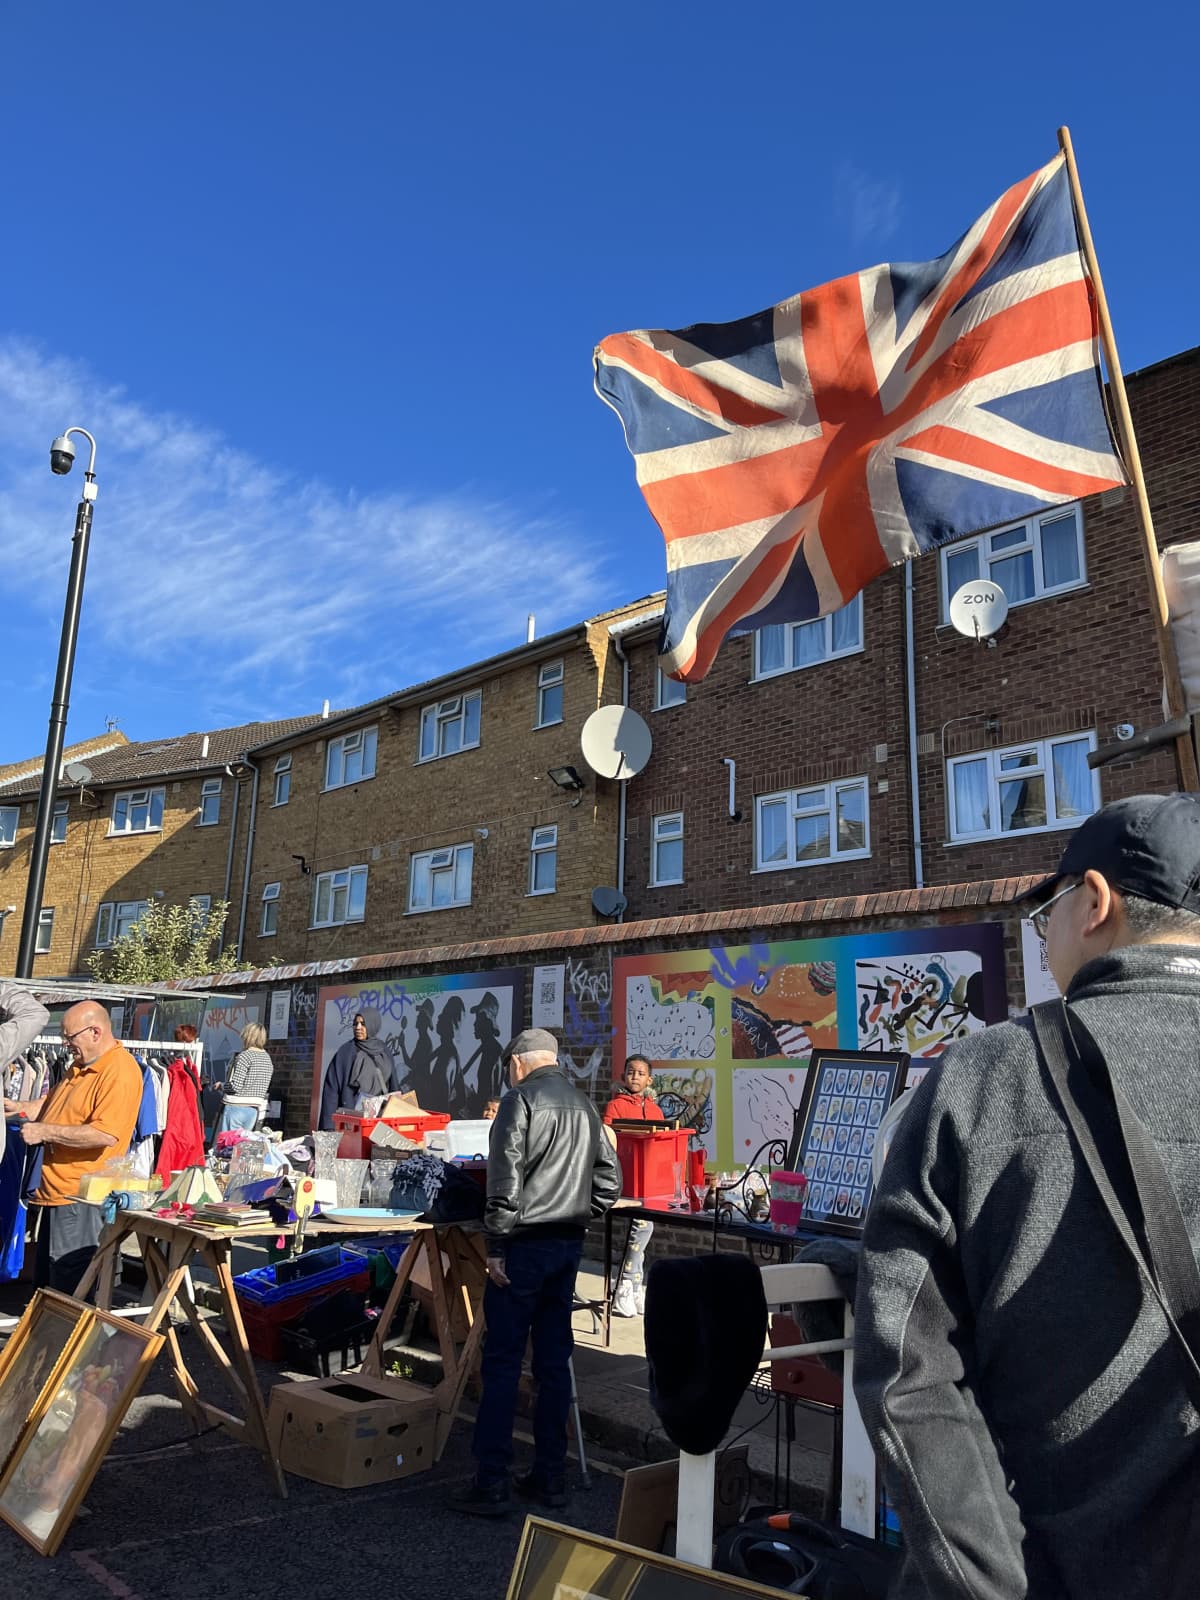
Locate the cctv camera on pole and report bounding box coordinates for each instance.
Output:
[15,429,98,979]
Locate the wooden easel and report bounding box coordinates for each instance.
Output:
[74,1210,289,1498]
[359,1222,488,1459]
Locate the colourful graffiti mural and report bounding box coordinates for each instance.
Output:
[311,969,525,1126]
[613,925,1007,1167]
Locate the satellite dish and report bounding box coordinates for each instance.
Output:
[580,705,652,780]
[63,762,93,784]
[591,887,628,919]
[948,579,1009,640]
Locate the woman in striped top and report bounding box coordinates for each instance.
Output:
[216,1023,274,1134]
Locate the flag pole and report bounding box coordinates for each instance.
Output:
[1057,124,1198,791]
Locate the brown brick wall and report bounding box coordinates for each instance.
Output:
[0,771,245,975]
[237,627,628,969]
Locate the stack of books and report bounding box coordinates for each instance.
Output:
[190,1202,264,1228]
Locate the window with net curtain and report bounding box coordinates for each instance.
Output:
[942,507,1084,620]
[755,594,863,677]
[950,734,1096,840]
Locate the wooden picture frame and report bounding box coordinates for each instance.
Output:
[507,1517,776,1600]
[0,1292,87,1479]
[0,1298,164,1556]
[784,1048,909,1238]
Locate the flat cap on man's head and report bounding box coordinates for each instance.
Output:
[1021,793,1200,911]
[501,1027,559,1068]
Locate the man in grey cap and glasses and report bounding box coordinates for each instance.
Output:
[854,794,1200,1600]
[453,1027,620,1517]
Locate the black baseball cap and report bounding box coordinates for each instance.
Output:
[1021,793,1200,911]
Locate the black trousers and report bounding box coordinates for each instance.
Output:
[33,1201,105,1297]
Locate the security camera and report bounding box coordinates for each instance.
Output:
[49,434,76,475]
[1115,723,1136,742]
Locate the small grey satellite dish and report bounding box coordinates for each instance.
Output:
[948,579,1009,640]
[591,887,628,919]
[63,761,93,784]
[580,705,652,780]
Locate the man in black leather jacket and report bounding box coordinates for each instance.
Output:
[453,1027,620,1516]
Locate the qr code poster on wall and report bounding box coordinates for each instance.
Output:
[531,964,565,1030]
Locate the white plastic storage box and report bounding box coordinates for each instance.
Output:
[425,1120,494,1160]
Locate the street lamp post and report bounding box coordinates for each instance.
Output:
[14,429,99,979]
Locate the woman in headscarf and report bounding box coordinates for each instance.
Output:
[318,1008,394,1129]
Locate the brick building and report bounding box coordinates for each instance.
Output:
[0,600,656,976]
[616,346,1195,920]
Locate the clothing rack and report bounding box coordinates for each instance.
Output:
[28,1035,205,1076]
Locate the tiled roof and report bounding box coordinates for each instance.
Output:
[0,731,130,790]
[3,717,327,797]
[164,873,1039,990]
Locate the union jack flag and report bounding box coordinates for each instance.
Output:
[594,154,1127,682]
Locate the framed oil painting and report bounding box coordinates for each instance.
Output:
[0,1300,163,1556]
[0,1291,86,1476]
[785,1048,909,1238]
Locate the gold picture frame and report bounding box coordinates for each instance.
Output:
[0,1291,85,1479]
[0,1293,163,1556]
[507,1517,780,1600]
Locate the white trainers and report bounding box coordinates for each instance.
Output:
[611,1283,638,1318]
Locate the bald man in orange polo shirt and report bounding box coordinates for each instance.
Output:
[3,999,141,1294]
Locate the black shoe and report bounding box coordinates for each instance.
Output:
[515,1471,569,1510]
[451,1478,511,1516]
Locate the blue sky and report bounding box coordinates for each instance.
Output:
[1,1,1194,760]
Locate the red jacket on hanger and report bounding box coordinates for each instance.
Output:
[155,1057,206,1182]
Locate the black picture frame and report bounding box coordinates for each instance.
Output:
[784,1048,909,1238]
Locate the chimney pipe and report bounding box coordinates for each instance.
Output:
[322,699,330,719]
[201,734,210,759]
[526,614,535,643]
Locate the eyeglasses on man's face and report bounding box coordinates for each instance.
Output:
[63,1023,98,1046]
[1031,880,1080,941]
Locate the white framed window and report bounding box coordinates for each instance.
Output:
[419,693,481,761]
[35,907,54,955]
[198,777,222,826]
[529,825,558,894]
[535,662,564,728]
[755,778,870,870]
[650,812,684,886]
[947,732,1098,842]
[324,727,377,790]
[109,787,165,836]
[312,865,368,928]
[261,881,280,937]
[95,899,147,947]
[655,668,687,710]
[408,843,473,913]
[51,800,69,845]
[272,754,292,806]
[753,595,863,681]
[940,505,1085,621]
[1,805,19,848]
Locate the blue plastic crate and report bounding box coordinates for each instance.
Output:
[233,1245,367,1306]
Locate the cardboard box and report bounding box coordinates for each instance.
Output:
[268,1374,438,1488]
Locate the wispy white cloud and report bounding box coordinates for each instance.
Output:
[835,162,903,251]
[0,340,612,732]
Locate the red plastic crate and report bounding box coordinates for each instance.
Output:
[615,1127,690,1198]
[235,1266,370,1361]
[331,1110,451,1159]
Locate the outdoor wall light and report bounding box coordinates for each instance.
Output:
[547,766,585,792]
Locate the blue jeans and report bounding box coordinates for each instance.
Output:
[216,1102,259,1134]
[473,1234,582,1487]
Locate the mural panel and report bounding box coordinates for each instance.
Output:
[614,925,1007,1167]
[311,969,525,1126]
